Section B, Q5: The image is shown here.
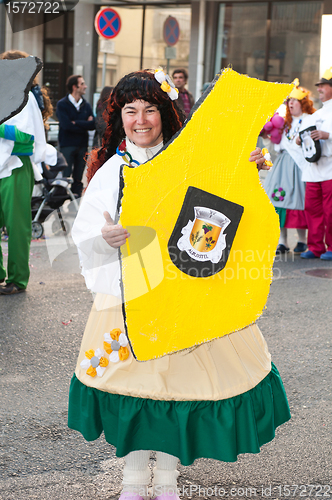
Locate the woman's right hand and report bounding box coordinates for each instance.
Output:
[101,211,130,248]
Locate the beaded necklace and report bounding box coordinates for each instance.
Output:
[116,140,140,167]
[285,117,302,142]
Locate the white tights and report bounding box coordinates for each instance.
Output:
[279,227,306,247]
[122,450,179,498]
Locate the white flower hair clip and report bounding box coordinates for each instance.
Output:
[154,68,179,101]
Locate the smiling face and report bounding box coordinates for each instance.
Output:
[317,83,332,102]
[121,100,163,148]
[288,98,302,117]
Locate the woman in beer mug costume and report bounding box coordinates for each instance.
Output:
[68,70,290,500]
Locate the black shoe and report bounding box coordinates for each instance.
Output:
[276,244,290,255]
[0,282,26,295]
[293,242,307,254]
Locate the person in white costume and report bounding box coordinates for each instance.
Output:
[264,80,315,255]
[297,67,332,260]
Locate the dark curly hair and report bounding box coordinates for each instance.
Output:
[86,70,186,183]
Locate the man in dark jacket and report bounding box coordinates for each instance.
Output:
[56,75,95,196]
[172,68,195,117]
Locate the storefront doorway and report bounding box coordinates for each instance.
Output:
[43,11,74,107]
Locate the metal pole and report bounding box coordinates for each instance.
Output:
[101,51,107,88]
[263,2,272,82]
[195,0,206,100]
[0,4,7,54]
[140,5,146,70]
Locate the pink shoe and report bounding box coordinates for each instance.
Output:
[119,493,145,500]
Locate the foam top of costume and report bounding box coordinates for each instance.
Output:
[116,68,292,361]
[289,78,309,100]
[315,66,332,86]
[0,91,48,179]
[0,56,43,125]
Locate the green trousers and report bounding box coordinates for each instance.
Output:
[0,156,34,289]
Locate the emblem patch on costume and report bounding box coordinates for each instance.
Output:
[168,187,244,277]
[299,126,321,163]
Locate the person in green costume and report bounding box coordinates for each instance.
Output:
[0,50,48,295]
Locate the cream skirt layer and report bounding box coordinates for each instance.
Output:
[75,293,271,402]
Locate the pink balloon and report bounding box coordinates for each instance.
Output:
[263,121,273,132]
[271,114,284,129]
[270,127,281,138]
[271,134,282,144]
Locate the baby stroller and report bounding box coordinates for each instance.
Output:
[31,151,79,239]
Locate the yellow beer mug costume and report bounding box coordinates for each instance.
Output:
[69,69,292,464]
[121,69,290,360]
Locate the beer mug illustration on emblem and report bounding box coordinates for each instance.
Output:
[177,206,231,263]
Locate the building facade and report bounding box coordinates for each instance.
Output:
[1,0,331,110]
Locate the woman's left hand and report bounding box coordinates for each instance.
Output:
[249,147,270,171]
[310,130,329,141]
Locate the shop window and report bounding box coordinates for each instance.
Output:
[95,4,191,93]
[269,1,323,93]
[214,0,323,95]
[214,3,268,78]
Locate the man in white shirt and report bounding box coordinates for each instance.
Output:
[299,67,332,260]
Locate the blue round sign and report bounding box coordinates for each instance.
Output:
[95,8,121,39]
[163,16,180,47]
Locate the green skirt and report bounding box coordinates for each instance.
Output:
[68,362,290,465]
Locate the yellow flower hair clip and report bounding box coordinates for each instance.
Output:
[155,68,179,101]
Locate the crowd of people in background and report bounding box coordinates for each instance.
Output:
[1,58,332,296]
[264,81,316,256]
[262,68,332,261]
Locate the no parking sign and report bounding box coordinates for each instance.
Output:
[95,8,121,39]
[163,16,180,46]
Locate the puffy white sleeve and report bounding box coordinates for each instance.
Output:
[71,156,124,297]
[0,92,47,178]
[319,112,332,158]
[8,91,47,164]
